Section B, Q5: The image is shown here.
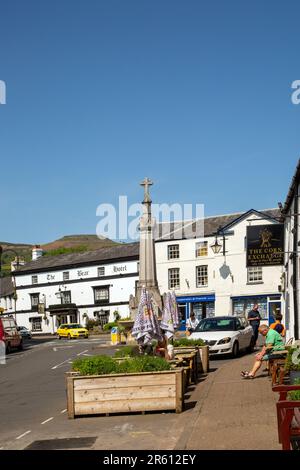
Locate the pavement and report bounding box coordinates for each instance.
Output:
[0,338,281,451]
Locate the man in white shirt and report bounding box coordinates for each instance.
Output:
[186,312,199,333]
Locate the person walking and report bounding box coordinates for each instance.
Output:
[247,303,261,348]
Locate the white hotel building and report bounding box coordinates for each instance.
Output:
[0,208,284,334]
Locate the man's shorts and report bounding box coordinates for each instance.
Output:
[262,352,286,361]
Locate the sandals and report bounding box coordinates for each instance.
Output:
[241,371,254,379]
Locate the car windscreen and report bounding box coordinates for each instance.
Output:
[68,324,83,329]
[195,318,236,332]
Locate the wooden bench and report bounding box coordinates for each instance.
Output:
[267,350,288,386]
[272,384,300,450]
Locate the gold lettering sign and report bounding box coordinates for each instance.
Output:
[246,224,284,267]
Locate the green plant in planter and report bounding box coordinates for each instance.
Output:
[284,347,300,372]
[173,338,205,347]
[72,355,171,376]
[288,378,300,401]
[114,345,140,358]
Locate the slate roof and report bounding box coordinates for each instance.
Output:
[12,208,280,275]
[13,243,140,275]
[0,276,15,297]
[154,208,280,241]
[282,158,300,214]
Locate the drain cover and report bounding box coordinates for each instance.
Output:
[25,437,97,450]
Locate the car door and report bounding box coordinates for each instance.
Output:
[235,318,247,349]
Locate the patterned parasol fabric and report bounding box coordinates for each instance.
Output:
[160,292,180,339]
[131,288,163,345]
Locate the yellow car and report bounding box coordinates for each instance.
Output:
[57,323,89,340]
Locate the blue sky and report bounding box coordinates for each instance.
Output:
[0,0,299,244]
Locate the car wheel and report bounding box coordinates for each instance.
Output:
[57,335,61,340]
[18,340,23,351]
[232,341,239,358]
[6,343,11,354]
[247,337,255,354]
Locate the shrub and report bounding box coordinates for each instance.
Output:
[103,322,117,331]
[173,338,205,347]
[285,346,300,372]
[72,355,171,376]
[114,345,140,358]
[288,378,300,401]
[85,319,100,330]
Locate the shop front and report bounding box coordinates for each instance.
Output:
[231,294,282,324]
[176,294,215,330]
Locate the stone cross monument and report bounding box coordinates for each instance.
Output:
[129,178,162,318]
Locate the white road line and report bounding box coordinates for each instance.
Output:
[16,430,31,440]
[77,350,89,356]
[60,409,67,414]
[51,358,73,370]
[41,417,54,425]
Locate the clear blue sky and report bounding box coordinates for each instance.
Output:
[0,0,299,244]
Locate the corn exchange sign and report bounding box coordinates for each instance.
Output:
[246,224,284,267]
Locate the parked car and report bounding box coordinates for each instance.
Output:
[57,323,89,340]
[0,315,23,353]
[189,316,255,357]
[17,326,32,340]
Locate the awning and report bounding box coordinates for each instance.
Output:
[48,303,77,315]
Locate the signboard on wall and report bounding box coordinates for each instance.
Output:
[246,224,284,267]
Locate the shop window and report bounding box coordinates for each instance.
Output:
[63,271,69,281]
[32,275,38,285]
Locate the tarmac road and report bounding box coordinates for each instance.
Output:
[0,336,242,450]
[0,335,115,449]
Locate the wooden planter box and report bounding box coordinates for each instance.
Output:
[173,345,209,374]
[66,368,184,418]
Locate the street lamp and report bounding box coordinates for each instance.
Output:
[210,227,227,256]
[210,236,222,254]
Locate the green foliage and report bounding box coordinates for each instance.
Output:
[113,310,121,321]
[85,319,100,330]
[103,322,117,331]
[72,355,171,376]
[285,347,300,372]
[44,245,88,257]
[114,346,140,358]
[173,338,205,347]
[288,378,300,401]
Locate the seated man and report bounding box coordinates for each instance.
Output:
[241,324,285,379]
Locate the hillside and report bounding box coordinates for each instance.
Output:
[0,235,119,274]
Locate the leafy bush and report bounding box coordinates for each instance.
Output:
[103,322,117,331]
[285,347,300,372]
[173,338,205,347]
[85,319,100,330]
[72,355,171,376]
[288,378,300,401]
[114,346,140,358]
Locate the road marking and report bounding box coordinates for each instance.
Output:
[51,358,73,370]
[60,409,67,414]
[41,417,54,425]
[16,430,31,440]
[77,349,89,356]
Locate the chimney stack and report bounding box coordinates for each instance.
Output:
[32,245,43,261]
